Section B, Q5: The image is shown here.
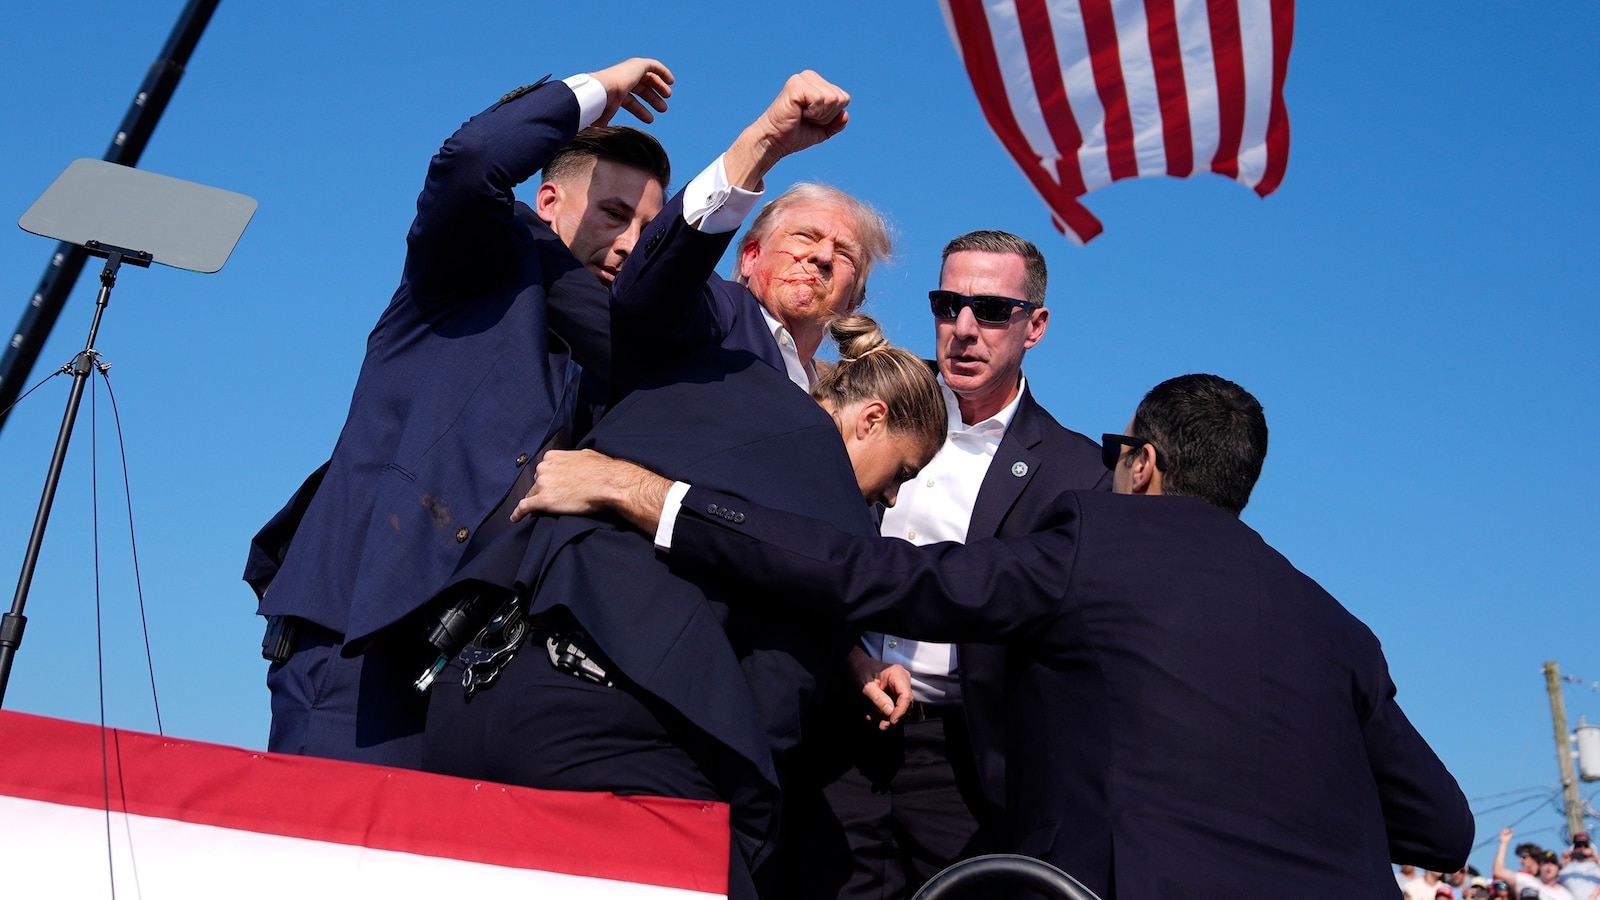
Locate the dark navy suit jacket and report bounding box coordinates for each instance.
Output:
[242,81,710,648]
[434,347,876,870]
[950,384,1109,826]
[667,488,1474,899]
[611,190,788,379]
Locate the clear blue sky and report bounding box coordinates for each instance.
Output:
[1,0,1595,874]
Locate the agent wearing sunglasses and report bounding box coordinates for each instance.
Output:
[791,231,1111,900]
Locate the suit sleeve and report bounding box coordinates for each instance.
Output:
[1362,671,1475,869]
[589,191,741,389]
[403,79,581,310]
[673,486,1082,641]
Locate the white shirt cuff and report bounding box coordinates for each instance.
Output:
[681,155,763,234]
[562,73,607,130]
[653,481,692,551]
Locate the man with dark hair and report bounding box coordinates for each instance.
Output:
[1118,372,1267,514]
[534,124,672,287]
[1108,373,1267,514]
[798,229,1108,899]
[244,58,854,769]
[516,372,1473,899]
[1522,843,1552,876]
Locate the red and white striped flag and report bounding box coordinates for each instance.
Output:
[0,710,730,899]
[940,0,1294,244]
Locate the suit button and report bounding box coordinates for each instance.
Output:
[456,527,470,542]
[516,453,530,467]
[706,503,719,515]
[733,513,745,524]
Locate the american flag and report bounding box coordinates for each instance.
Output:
[940,0,1294,243]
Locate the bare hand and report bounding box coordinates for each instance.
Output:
[725,71,851,189]
[1499,827,1515,843]
[848,646,913,730]
[511,449,671,535]
[588,58,674,126]
[512,449,636,520]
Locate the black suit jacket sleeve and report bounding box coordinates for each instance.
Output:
[588,192,739,390]
[404,78,577,307]
[674,486,1082,642]
[1361,677,1475,868]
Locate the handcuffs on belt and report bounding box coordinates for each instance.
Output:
[456,597,614,698]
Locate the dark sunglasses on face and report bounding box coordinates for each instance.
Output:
[1101,433,1166,471]
[928,289,1040,325]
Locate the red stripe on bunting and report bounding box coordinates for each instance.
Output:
[1081,0,1141,181]
[1015,0,1090,197]
[1255,0,1294,195]
[1205,0,1245,180]
[0,710,729,894]
[946,0,1105,241]
[1144,0,1195,176]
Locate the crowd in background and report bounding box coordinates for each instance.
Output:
[1399,830,1600,900]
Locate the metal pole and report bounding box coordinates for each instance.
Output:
[1545,660,1586,840]
[0,0,221,435]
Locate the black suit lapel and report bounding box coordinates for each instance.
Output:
[965,390,1046,539]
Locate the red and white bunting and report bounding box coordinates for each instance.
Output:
[0,711,730,899]
[940,0,1294,244]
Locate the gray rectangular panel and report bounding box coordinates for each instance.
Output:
[19,159,256,274]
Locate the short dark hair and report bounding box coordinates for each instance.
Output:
[1129,374,1267,516]
[1516,842,1545,860]
[940,230,1048,306]
[542,125,670,190]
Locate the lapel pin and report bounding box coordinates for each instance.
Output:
[1011,461,1028,478]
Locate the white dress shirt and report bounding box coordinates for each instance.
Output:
[865,377,1026,704]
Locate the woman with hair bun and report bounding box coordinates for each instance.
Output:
[812,314,945,506]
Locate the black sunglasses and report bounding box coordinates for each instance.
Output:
[1101,433,1165,471]
[928,290,1039,325]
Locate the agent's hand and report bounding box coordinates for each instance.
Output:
[589,58,674,125]
[512,449,670,534]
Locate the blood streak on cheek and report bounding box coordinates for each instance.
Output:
[773,249,823,285]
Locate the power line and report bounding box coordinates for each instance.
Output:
[1472,784,1562,804]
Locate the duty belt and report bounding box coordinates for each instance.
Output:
[457,598,614,698]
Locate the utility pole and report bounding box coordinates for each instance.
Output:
[1545,660,1586,840]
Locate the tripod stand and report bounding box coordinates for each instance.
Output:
[0,159,255,706]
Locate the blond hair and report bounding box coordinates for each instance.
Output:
[812,314,944,456]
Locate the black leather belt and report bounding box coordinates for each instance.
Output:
[904,701,960,724]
